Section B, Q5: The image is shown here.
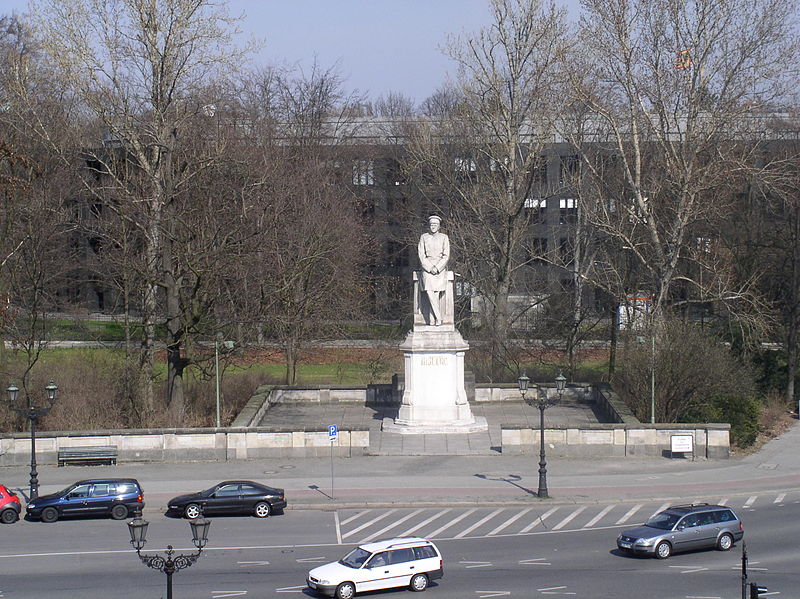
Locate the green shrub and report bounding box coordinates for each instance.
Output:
[685,393,761,448]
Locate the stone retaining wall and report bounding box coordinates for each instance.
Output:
[501,423,730,459]
[0,426,370,466]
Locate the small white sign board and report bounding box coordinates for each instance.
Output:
[671,434,694,453]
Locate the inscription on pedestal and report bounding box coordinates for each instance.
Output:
[420,356,448,366]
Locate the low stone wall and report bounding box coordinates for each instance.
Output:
[501,423,730,459]
[0,426,370,466]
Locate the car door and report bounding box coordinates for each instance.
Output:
[85,483,115,515]
[672,514,701,552]
[693,511,719,549]
[61,484,92,516]
[385,548,417,588]
[203,483,241,515]
[239,484,264,513]
[358,551,392,592]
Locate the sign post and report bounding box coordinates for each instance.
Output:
[328,424,338,499]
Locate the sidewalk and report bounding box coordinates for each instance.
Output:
[3,420,800,512]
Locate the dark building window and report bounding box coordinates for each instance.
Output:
[560,198,577,224]
[560,154,580,183]
[530,237,548,264]
[525,197,547,223]
[559,237,573,266]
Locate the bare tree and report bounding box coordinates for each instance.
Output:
[404,0,569,380]
[20,0,255,421]
[223,65,371,385]
[572,0,798,334]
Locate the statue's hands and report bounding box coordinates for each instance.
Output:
[430,267,438,275]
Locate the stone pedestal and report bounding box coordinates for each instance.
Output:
[383,271,487,434]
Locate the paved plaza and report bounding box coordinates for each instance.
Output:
[255,397,607,456]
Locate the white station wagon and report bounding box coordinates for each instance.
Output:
[306,537,444,599]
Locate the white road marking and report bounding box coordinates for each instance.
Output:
[398,508,452,537]
[454,508,504,538]
[340,510,371,526]
[615,504,642,525]
[584,504,614,528]
[334,510,342,545]
[427,508,477,538]
[296,556,327,563]
[360,509,423,543]
[237,561,269,566]
[538,585,577,595]
[461,560,493,568]
[717,497,729,505]
[520,507,559,533]
[774,493,786,504]
[342,509,398,539]
[212,592,247,598]
[519,558,551,566]
[488,507,533,536]
[476,592,510,598]
[670,565,708,574]
[275,586,307,593]
[552,506,586,530]
[686,596,721,598]
[743,495,757,508]
[650,503,670,518]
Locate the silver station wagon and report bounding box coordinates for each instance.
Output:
[616,503,744,559]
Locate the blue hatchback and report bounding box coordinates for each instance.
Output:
[26,478,144,523]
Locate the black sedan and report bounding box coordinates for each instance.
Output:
[166,480,286,519]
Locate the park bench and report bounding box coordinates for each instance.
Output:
[57,445,118,467]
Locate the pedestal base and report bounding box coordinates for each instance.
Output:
[382,415,488,434]
[389,327,485,434]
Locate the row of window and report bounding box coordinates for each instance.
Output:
[345,154,582,186]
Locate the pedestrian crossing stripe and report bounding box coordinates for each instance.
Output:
[335,492,795,543]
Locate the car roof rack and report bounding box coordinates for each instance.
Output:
[668,502,712,510]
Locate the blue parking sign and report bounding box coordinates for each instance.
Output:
[328,424,338,440]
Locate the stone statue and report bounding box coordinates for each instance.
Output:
[417,214,450,326]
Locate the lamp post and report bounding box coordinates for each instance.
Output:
[519,372,566,499]
[127,511,211,599]
[5,381,59,500]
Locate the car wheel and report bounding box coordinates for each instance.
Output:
[254,502,271,518]
[41,507,59,523]
[335,581,356,599]
[111,504,129,520]
[0,508,17,524]
[655,541,672,559]
[184,504,202,519]
[410,573,429,592]
[717,533,734,551]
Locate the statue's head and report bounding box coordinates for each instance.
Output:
[428,214,441,233]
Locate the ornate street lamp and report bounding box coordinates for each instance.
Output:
[6,381,59,500]
[518,372,565,499]
[127,511,211,599]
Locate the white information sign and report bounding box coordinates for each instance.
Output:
[671,434,694,453]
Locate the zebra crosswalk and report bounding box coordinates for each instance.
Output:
[335,491,797,544]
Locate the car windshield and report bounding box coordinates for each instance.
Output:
[645,512,681,530]
[340,548,371,568]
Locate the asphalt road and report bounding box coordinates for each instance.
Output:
[0,493,796,599]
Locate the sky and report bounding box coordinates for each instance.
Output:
[2,0,579,104]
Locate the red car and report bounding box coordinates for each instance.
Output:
[0,484,22,524]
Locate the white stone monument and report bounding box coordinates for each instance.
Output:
[383,215,487,434]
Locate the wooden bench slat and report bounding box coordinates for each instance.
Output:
[57,445,118,466]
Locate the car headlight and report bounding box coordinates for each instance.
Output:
[634,539,654,546]
[27,503,36,509]
[317,579,329,585]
